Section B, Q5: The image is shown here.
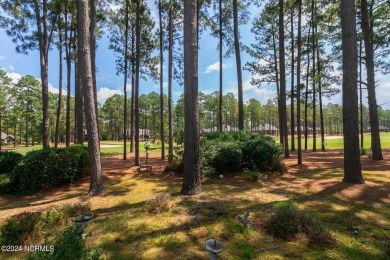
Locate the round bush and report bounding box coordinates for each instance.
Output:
[212,143,243,173]
[0,151,23,174]
[244,136,283,170]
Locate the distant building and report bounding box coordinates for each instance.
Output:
[0,132,14,144]
[203,124,238,133]
[252,124,279,135]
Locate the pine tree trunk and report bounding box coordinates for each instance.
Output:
[181,0,202,195]
[359,39,364,148]
[311,0,316,152]
[316,26,325,152]
[297,0,302,164]
[90,0,99,138]
[218,0,223,132]
[304,24,311,151]
[75,53,84,144]
[168,8,173,165]
[33,0,50,149]
[77,0,105,196]
[279,0,289,158]
[233,0,244,130]
[271,22,282,144]
[361,0,382,160]
[340,0,364,184]
[123,0,130,160]
[55,27,63,148]
[290,7,295,151]
[134,0,141,166]
[65,4,72,147]
[159,0,165,159]
[130,25,135,153]
[26,103,29,147]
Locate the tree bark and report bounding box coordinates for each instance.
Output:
[159,0,165,159]
[55,24,63,148]
[297,0,302,164]
[361,0,382,160]
[77,0,105,196]
[168,7,173,165]
[123,0,130,160]
[75,53,84,144]
[311,0,316,152]
[33,0,50,148]
[181,0,202,195]
[290,7,295,151]
[340,0,364,183]
[89,0,99,138]
[134,0,141,166]
[218,0,223,132]
[130,23,135,153]
[279,0,289,158]
[65,2,72,147]
[233,0,244,130]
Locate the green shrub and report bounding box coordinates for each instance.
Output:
[10,146,89,195]
[243,136,283,170]
[264,201,335,247]
[212,143,243,173]
[200,132,284,177]
[0,212,41,245]
[0,174,11,194]
[0,151,23,174]
[360,148,367,155]
[243,169,262,181]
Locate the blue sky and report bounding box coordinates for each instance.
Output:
[1,1,389,109]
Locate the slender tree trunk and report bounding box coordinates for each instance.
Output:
[340,0,364,183]
[168,8,173,165]
[279,0,289,158]
[297,0,302,164]
[159,0,165,159]
[26,103,29,147]
[130,25,135,153]
[316,28,325,151]
[271,22,282,144]
[359,39,364,148]
[55,27,63,148]
[77,0,105,196]
[90,0,99,138]
[218,0,223,132]
[290,7,295,151]
[75,54,84,144]
[181,0,202,195]
[233,0,244,130]
[304,23,311,151]
[13,110,16,148]
[311,0,316,152]
[65,4,72,147]
[123,0,130,160]
[33,0,50,149]
[134,0,141,166]
[361,0,382,160]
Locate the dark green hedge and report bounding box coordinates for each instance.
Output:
[9,145,89,195]
[200,131,283,177]
[0,151,23,174]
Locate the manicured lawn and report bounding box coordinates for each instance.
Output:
[285,132,390,150]
[1,140,181,156]
[0,150,389,259]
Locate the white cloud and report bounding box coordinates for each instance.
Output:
[252,88,277,104]
[204,61,230,74]
[6,72,22,83]
[97,87,123,105]
[7,65,14,71]
[48,83,59,94]
[0,56,5,60]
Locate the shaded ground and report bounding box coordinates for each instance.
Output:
[0,149,389,259]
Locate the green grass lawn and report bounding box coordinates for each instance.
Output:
[0,151,388,259]
[2,140,182,156]
[281,132,390,150]
[3,133,390,156]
